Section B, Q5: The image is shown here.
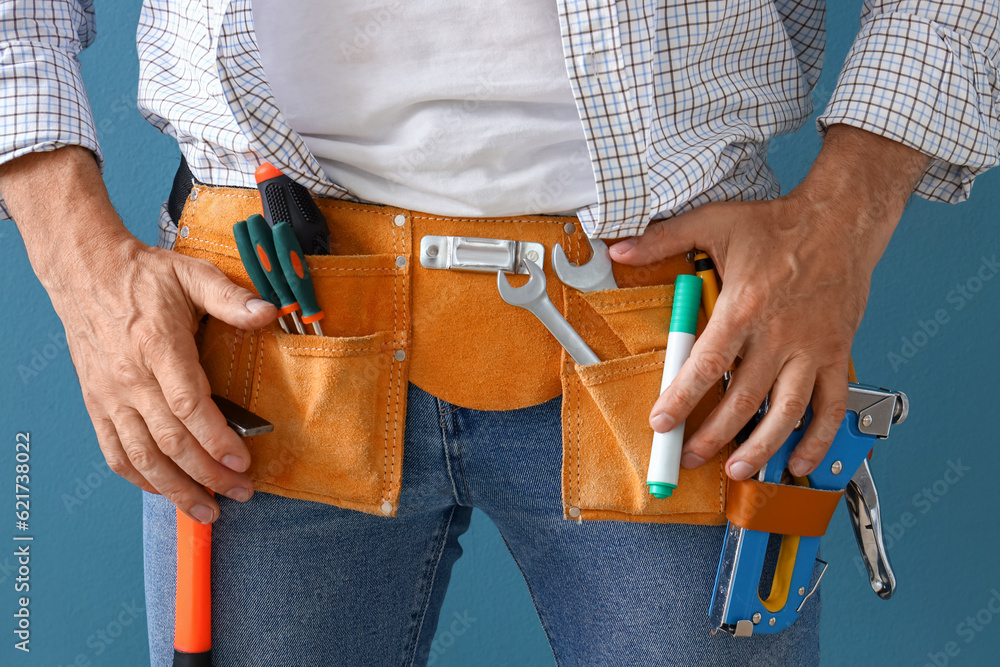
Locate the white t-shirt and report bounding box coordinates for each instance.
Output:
[252,0,598,217]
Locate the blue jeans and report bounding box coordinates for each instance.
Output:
[144,383,819,666]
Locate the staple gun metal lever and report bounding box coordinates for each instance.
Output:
[709,382,907,636]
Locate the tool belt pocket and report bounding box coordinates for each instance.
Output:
[560,280,729,524]
[174,193,410,517]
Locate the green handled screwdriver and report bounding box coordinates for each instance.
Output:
[233,220,291,334]
[246,214,307,335]
[273,221,325,336]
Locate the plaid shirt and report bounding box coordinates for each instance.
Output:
[1,1,997,239]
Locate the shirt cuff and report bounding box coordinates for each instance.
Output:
[817,13,999,204]
[0,42,102,220]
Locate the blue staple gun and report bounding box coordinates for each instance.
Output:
[709,382,908,636]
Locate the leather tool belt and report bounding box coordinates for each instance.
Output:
[173,183,736,524]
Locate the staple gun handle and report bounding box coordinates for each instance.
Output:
[845,458,896,599]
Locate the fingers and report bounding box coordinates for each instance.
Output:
[787,364,849,477]
[722,357,816,480]
[177,255,276,330]
[145,333,251,474]
[90,410,157,494]
[110,405,220,524]
[648,299,745,435]
[680,350,789,475]
[130,378,253,503]
[608,203,725,265]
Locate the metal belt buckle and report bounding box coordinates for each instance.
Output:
[419,235,545,274]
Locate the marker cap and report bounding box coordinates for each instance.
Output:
[670,274,703,335]
[647,482,676,499]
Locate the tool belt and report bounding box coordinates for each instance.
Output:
[174,183,736,524]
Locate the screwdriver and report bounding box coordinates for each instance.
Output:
[273,221,325,336]
[246,214,307,335]
[233,220,291,334]
[255,162,331,255]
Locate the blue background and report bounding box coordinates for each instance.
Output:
[2,1,997,665]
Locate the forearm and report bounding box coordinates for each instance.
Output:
[790,124,931,273]
[0,146,133,291]
[804,124,930,217]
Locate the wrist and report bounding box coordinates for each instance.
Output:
[787,125,931,271]
[0,147,136,289]
[797,124,930,219]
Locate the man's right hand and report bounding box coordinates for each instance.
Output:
[0,147,277,524]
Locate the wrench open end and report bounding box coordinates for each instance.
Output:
[553,235,618,293]
[496,259,547,306]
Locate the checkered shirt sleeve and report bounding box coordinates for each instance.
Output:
[818,0,1000,203]
[0,1,100,219]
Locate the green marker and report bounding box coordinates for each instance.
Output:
[647,274,703,499]
[272,221,324,336]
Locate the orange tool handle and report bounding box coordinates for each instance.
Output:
[173,506,212,666]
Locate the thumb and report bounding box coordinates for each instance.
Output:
[608,203,723,266]
[179,258,278,330]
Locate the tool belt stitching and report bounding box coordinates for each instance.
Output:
[384,217,405,503]
[267,330,386,354]
[242,330,252,411]
[184,235,240,254]
[580,359,663,383]
[309,267,399,274]
[252,332,264,414]
[224,328,238,399]
[594,296,670,308]
[409,215,577,225]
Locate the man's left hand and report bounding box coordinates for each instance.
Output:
[609,124,930,481]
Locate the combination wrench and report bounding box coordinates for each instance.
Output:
[496,259,600,366]
[552,234,618,293]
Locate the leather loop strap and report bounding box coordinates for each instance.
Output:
[726,478,844,537]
